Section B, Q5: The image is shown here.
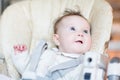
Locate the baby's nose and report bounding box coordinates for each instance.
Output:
[78,33,83,37]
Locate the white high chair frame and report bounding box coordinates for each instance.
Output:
[0,0,113,79]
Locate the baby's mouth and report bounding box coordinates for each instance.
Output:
[75,40,83,44]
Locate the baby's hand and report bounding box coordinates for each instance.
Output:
[13,44,27,55]
[12,44,30,73]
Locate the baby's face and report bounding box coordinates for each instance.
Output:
[53,15,92,54]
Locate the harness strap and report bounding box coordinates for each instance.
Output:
[22,40,48,80]
[28,40,48,71]
[48,55,84,76]
[36,55,84,80]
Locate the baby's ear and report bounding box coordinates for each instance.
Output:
[53,34,60,46]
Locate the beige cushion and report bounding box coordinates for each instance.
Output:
[0,0,113,79]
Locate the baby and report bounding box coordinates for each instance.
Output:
[12,9,92,80]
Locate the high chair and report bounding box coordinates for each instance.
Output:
[0,0,113,79]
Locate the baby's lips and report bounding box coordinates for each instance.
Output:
[75,40,83,44]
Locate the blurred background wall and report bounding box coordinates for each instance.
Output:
[106,0,120,59]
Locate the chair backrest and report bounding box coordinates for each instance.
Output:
[0,0,113,79]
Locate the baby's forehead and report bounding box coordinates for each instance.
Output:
[58,15,90,27]
[60,15,88,24]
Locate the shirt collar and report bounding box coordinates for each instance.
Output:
[52,47,83,59]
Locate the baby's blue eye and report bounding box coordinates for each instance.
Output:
[84,30,88,33]
[70,27,76,31]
